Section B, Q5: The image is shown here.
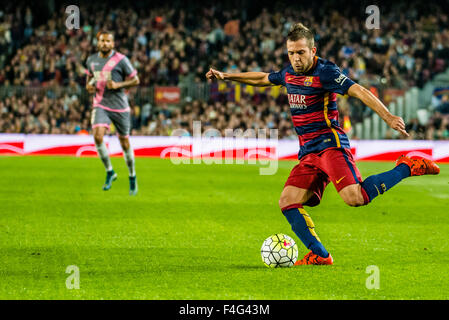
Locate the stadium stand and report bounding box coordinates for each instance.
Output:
[1,1,449,139]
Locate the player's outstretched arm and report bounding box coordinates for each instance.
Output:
[348,83,409,137]
[206,68,273,87]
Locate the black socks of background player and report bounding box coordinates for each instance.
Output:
[282,204,329,258]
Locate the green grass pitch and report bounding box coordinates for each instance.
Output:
[0,155,448,299]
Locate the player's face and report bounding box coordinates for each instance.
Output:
[286,39,316,74]
[98,34,114,55]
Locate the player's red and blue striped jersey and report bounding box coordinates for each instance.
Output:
[268,56,355,159]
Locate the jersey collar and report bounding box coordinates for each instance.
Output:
[98,50,115,59]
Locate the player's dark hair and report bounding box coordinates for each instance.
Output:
[96,30,114,40]
[287,23,314,48]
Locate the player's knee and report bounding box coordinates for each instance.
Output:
[344,199,362,207]
[339,185,366,207]
[93,133,103,145]
[119,136,130,150]
[342,192,365,207]
[279,195,299,210]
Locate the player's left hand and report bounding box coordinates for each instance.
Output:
[206,68,225,81]
[106,80,120,90]
[387,115,409,137]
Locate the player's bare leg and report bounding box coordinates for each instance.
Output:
[118,135,137,196]
[93,126,117,190]
[279,186,314,209]
[338,184,365,207]
[279,186,333,265]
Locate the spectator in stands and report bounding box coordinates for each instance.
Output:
[436,94,449,114]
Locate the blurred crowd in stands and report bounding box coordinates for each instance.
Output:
[1,1,449,139]
[0,91,297,137]
[2,90,449,140]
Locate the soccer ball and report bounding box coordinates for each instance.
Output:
[261,234,298,268]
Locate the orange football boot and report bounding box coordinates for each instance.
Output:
[395,155,440,176]
[295,251,333,266]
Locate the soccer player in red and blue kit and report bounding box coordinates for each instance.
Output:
[206,23,440,265]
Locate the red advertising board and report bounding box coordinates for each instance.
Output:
[154,86,181,105]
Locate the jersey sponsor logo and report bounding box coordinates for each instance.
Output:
[288,94,307,109]
[334,73,348,86]
[93,71,111,82]
[304,76,313,86]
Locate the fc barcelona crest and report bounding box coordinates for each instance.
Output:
[304,76,313,86]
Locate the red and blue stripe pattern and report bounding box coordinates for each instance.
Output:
[283,58,351,158]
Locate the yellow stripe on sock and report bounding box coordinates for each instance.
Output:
[298,208,321,242]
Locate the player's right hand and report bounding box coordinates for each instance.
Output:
[387,114,409,137]
[86,84,96,94]
[206,68,225,81]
